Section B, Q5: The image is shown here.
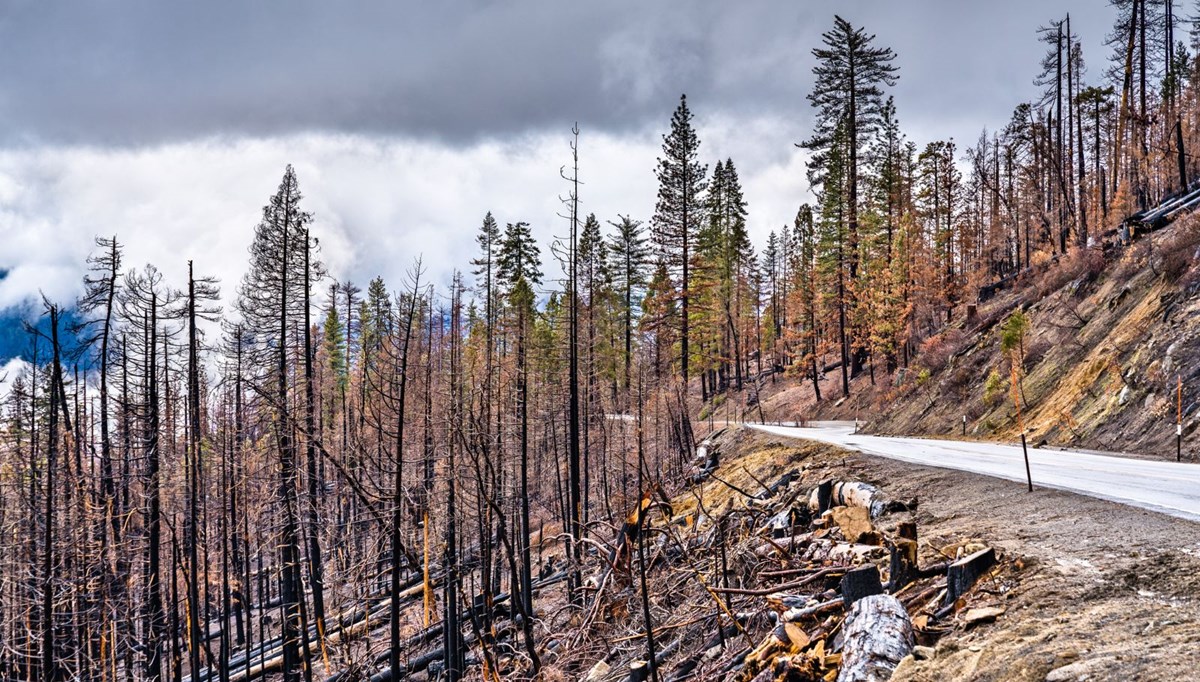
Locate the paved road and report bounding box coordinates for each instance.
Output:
[747,423,1200,523]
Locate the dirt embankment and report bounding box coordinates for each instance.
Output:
[753,214,1200,462]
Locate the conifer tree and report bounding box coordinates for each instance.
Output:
[498,220,541,623]
[608,216,650,398]
[803,16,898,377]
[652,94,708,385]
[236,165,312,682]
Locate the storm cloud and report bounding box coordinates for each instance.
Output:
[0,1,1113,146]
[0,1,1116,313]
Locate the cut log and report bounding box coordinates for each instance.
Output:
[733,623,802,682]
[753,532,813,558]
[629,660,651,682]
[780,598,841,623]
[766,506,810,539]
[830,506,874,543]
[840,565,883,607]
[836,595,914,682]
[798,539,887,565]
[943,547,996,607]
[585,660,611,681]
[690,430,724,483]
[808,481,889,519]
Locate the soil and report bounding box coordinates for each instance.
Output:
[736,428,1200,681]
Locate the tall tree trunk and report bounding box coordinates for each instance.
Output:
[389,272,420,679]
[276,218,303,682]
[566,124,584,605]
[144,298,166,682]
[301,231,327,651]
[186,264,203,682]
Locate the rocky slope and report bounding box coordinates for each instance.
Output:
[755,213,1200,461]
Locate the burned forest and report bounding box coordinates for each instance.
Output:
[4,3,1200,682]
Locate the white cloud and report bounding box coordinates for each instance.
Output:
[0,358,30,397]
[0,116,814,312]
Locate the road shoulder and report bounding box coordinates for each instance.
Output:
[742,427,1200,680]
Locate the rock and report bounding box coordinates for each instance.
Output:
[584,660,610,681]
[1045,656,1119,681]
[912,645,936,660]
[962,606,1005,626]
[1118,385,1132,406]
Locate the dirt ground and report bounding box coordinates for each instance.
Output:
[740,429,1200,681]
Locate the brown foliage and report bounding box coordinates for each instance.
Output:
[916,328,967,374]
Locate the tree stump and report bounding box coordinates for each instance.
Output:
[816,480,834,514]
[887,539,918,592]
[944,547,996,606]
[841,565,884,607]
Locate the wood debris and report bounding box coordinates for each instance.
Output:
[560,432,1015,682]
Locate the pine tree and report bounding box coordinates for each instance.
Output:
[498,220,541,649]
[236,165,311,682]
[791,205,823,402]
[652,94,708,385]
[608,216,650,398]
[75,236,123,608]
[803,16,898,377]
[323,305,348,395]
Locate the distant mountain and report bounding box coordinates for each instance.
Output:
[0,305,84,365]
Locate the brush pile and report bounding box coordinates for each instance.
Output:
[567,432,1014,682]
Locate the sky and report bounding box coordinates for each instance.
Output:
[0,0,1119,318]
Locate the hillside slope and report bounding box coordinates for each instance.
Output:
[752,214,1200,460]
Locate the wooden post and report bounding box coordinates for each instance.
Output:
[962,414,966,437]
[1011,364,1032,491]
[1177,375,1183,462]
[1021,432,1033,492]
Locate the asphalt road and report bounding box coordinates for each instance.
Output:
[748,422,1200,523]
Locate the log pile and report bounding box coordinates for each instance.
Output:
[569,433,1013,682]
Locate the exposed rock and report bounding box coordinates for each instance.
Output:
[1045,656,1119,681]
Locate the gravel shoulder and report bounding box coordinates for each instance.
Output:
[749,428,1200,681]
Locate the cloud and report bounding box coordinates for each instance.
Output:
[0,0,1120,325]
[0,358,29,396]
[0,117,813,312]
[0,1,1114,148]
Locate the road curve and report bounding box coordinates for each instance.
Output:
[747,423,1200,523]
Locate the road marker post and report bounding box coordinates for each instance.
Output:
[1020,432,1033,492]
[1011,364,1033,491]
[1177,376,1183,463]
